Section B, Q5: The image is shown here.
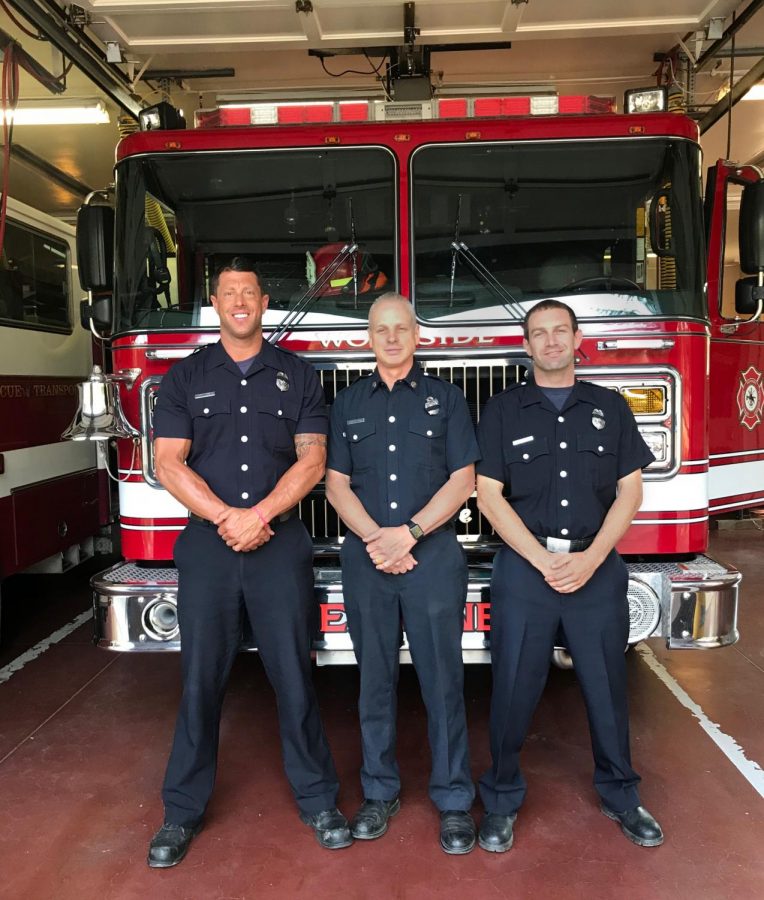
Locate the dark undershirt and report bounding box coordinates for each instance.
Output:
[538,385,573,411]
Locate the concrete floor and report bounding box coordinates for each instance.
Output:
[0,529,762,900]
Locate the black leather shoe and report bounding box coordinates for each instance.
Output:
[350,797,401,840]
[478,812,516,853]
[439,810,476,855]
[300,807,353,849]
[601,804,664,847]
[147,821,203,868]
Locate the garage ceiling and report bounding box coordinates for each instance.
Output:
[2,0,763,218]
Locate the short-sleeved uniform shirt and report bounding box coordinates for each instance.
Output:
[152,338,327,508]
[476,378,654,540]
[328,361,480,527]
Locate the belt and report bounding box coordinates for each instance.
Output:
[189,508,296,526]
[534,534,594,553]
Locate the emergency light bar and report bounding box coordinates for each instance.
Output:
[196,94,616,128]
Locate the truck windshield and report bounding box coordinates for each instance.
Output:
[411,138,705,322]
[113,146,396,333]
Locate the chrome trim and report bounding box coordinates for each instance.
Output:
[597,338,675,350]
[139,375,163,488]
[668,572,740,649]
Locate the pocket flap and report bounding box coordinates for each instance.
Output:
[191,397,230,417]
[577,434,616,456]
[508,436,549,463]
[408,417,444,438]
[347,420,377,442]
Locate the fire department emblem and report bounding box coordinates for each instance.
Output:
[737,366,764,430]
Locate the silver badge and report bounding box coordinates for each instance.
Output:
[425,396,440,416]
[276,371,290,392]
[592,408,606,430]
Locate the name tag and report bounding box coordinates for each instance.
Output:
[194,391,216,399]
[512,435,534,446]
[347,417,365,425]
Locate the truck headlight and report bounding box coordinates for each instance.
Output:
[639,428,670,467]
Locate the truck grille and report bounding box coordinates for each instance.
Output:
[305,358,529,545]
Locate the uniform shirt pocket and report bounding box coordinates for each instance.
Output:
[347,419,377,471]
[255,393,300,451]
[408,416,445,469]
[577,433,617,488]
[505,436,549,493]
[191,397,231,445]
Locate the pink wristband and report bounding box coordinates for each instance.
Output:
[253,506,270,528]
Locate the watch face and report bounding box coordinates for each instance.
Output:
[409,522,424,540]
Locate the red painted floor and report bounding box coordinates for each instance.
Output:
[0,531,762,900]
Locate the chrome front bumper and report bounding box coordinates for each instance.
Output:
[92,554,740,658]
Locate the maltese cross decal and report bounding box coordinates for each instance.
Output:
[736,366,764,431]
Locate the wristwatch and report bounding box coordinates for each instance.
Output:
[407,520,424,541]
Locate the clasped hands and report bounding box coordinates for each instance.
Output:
[536,547,603,594]
[364,525,418,574]
[215,506,274,552]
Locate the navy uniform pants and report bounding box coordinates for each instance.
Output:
[341,530,474,811]
[162,516,339,827]
[479,545,641,816]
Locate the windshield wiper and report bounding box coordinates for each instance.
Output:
[449,193,525,320]
[266,241,358,345]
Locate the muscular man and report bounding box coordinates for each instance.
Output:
[147,257,350,867]
[326,293,479,854]
[476,299,663,853]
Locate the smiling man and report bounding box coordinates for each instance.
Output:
[147,257,350,867]
[326,293,479,854]
[475,299,663,853]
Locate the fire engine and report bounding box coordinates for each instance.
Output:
[0,197,106,629]
[69,88,764,663]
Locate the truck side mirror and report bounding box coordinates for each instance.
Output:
[77,204,114,292]
[739,180,764,274]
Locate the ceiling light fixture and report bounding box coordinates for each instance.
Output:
[5,100,110,125]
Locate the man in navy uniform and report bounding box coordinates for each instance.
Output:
[475,299,663,853]
[326,292,479,854]
[147,257,350,867]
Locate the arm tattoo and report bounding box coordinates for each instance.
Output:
[295,434,327,459]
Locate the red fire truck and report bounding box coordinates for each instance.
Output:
[72,91,764,662]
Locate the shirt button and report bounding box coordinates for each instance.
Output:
[561,499,569,507]
[561,528,569,536]
[390,473,397,481]
[598,445,604,452]
[558,415,565,423]
[388,415,396,423]
[241,464,248,471]
[241,492,249,500]
[278,410,283,416]
[522,453,529,460]
[203,407,209,414]
[426,430,433,437]
[241,379,247,386]
[241,435,248,443]
[390,501,398,509]
[560,470,567,478]
[389,444,396,452]
[560,441,567,449]
[352,434,358,441]
[240,406,247,413]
